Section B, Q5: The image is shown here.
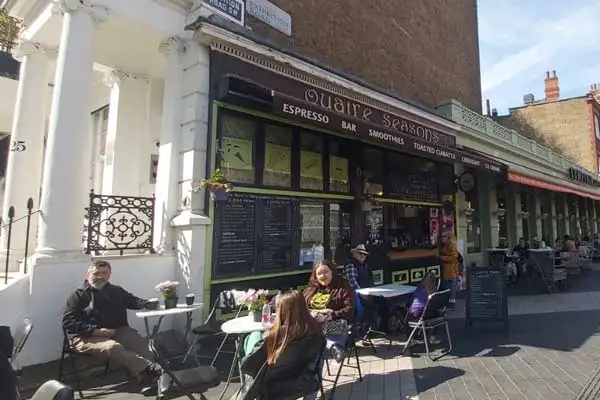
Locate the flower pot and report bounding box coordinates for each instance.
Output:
[164,297,178,309]
[250,311,262,322]
[210,187,230,201]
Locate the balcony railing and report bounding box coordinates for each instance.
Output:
[83,191,156,256]
[436,100,573,170]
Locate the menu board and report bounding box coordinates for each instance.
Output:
[466,267,509,336]
[261,197,295,270]
[388,171,438,201]
[215,195,256,275]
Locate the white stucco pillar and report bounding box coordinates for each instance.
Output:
[0,41,52,269]
[101,70,149,196]
[36,0,109,256]
[154,36,186,252]
[171,39,211,300]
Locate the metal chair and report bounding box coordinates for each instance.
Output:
[183,290,246,366]
[149,338,220,400]
[30,380,74,400]
[11,318,33,374]
[402,289,453,361]
[57,328,110,399]
[322,323,363,399]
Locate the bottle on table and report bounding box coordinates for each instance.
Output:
[262,300,271,325]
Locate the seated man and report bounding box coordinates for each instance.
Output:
[62,260,162,394]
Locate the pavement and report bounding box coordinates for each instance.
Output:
[18,267,600,399]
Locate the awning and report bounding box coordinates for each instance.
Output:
[507,171,600,201]
[272,92,505,174]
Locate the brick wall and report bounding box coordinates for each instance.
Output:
[500,98,595,171]
[245,0,482,111]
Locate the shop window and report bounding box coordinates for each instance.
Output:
[595,114,600,140]
[263,124,292,187]
[299,202,325,267]
[540,193,552,244]
[330,203,352,265]
[363,147,384,188]
[329,139,351,193]
[497,184,507,243]
[220,114,257,184]
[384,204,440,250]
[300,133,324,190]
[465,188,481,253]
[386,153,438,201]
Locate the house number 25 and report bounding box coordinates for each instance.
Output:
[10,141,26,152]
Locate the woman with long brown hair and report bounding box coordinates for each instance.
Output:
[304,260,354,362]
[239,291,324,400]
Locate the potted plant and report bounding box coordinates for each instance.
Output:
[196,169,233,201]
[155,281,180,309]
[242,289,269,322]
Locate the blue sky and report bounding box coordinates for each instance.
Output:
[478,0,600,114]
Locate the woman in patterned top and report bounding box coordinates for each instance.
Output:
[304,260,355,362]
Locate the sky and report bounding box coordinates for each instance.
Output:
[478,0,600,114]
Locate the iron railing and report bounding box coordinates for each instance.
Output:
[2,197,37,284]
[84,190,155,255]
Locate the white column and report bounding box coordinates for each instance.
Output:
[153,36,185,251]
[101,70,149,196]
[0,41,52,269]
[36,0,109,256]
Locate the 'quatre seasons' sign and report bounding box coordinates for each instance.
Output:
[303,88,455,146]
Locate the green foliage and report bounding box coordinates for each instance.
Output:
[0,9,21,52]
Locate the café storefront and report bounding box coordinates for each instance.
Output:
[206,50,505,299]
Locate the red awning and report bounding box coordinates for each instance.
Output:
[507,171,600,201]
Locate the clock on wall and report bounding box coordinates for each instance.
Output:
[458,172,476,193]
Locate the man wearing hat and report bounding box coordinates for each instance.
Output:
[343,244,373,291]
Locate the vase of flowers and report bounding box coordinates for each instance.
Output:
[195,169,233,201]
[155,281,180,309]
[242,289,268,322]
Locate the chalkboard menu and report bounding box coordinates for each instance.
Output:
[214,193,299,276]
[465,266,509,336]
[388,171,438,201]
[260,197,295,270]
[215,195,257,275]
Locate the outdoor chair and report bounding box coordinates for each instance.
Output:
[57,327,110,399]
[11,318,33,374]
[239,334,326,400]
[30,380,74,400]
[184,290,246,366]
[535,253,567,293]
[322,323,363,399]
[402,289,453,361]
[149,337,220,400]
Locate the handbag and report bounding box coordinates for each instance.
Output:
[322,319,349,336]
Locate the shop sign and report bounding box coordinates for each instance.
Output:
[303,88,455,147]
[569,167,600,187]
[246,0,292,36]
[273,92,504,174]
[203,0,244,26]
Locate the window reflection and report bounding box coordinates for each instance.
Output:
[329,140,350,193]
[263,124,292,187]
[300,133,323,190]
[220,114,256,184]
[330,203,352,265]
[299,202,324,267]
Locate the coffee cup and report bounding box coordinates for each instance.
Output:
[146,298,160,310]
[185,294,195,306]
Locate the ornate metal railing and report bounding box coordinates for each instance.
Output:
[84,191,155,255]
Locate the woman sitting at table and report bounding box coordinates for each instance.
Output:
[304,260,355,363]
[240,291,324,400]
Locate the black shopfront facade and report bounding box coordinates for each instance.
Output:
[206,51,504,300]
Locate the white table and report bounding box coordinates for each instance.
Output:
[218,316,272,400]
[136,303,203,396]
[356,283,417,298]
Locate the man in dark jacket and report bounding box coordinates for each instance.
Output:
[0,326,17,400]
[62,260,161,393]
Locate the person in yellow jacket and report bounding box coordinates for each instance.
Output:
[438,232,459,306]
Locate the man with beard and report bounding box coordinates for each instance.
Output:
[62,260,162,394]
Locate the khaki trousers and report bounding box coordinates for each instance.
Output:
[71,326,153,378]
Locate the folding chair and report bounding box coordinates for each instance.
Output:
[149,338,220,400]
[30,380,74,400]
[57,328,110,399]
[184,290,246,366]
[11,318,33,374]
[402,289,453,361]
[322,323,363,399]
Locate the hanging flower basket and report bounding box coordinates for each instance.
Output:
[193,168,233,202]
